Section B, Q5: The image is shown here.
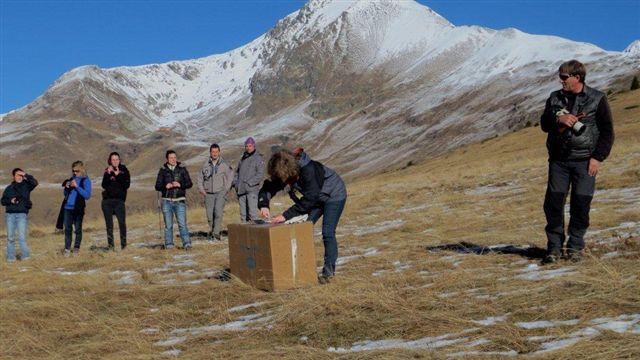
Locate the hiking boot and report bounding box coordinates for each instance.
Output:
[206,232,213,242]
[121,244,127,251]
[566,251,583,263]
[184,245,192,252]
[318,274,333,284]
[164,244,175,250]
[72,248,80,256]
[63,249,71,258]
[541,253,559,265]
[214,234,221,241]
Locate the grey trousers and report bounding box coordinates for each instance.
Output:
[238,192,259,223]
[205,192,226,236]
[543,160,596,255]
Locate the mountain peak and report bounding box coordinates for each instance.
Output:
[623,39,640,55]
[300,0,452,29]
[52,65,103,89]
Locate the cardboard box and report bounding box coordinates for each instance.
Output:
[228,222,317,291]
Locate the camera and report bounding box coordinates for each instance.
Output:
[555,108,586,136]
[572,121,586,135]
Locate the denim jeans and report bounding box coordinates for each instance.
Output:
[162,200,190,248]
[309,199,346,277]
[6,213,29,261]
[64,210,84,250]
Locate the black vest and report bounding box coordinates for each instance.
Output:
[545,85,604,160]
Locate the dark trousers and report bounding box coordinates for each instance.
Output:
[543,160,595,255]
[102,199,127,248]
[309,199,347,277]
[63,209,84,250]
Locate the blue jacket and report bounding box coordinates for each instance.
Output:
[64,176,92,211]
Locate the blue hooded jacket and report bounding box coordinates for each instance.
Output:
[64,176,92,211]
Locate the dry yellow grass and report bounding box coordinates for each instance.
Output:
[1,90,639,359]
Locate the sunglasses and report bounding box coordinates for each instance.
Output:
[559,73,574,81]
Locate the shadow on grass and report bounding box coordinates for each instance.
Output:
[185,230,229,239]
[426,241,547,260]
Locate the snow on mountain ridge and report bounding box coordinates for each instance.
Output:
[43,0,458,128]
[624,40,640,55]
[14,0,634,136]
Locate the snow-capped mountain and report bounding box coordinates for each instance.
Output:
[2,0,639,181]
[624,39,640,55]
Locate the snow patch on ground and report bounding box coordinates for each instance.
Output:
[515,264,576,281]
[592,221,640,245]
[227,301,269,313]
[372,260,411,277]
[110,270,139,285]
[335,247,380,266]
[328,334,464,353]
[530,314,640,354]
[150,258,198,273]
[447,350,518,358]
[516,319,580,329]
[154,336,187,347]
[353,220,405,236]
[47,268,100,276]
[170,313,272,336]
[594,187,640,205]
[161,349,182,357]
[328,328,480,353]
[471,315,509,326]
[154,313,273,348]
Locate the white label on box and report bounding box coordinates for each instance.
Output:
[291,237,298,279]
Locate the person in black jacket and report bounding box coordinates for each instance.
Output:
[154,150,193,250]
[2,168,38,262]
[540,60,615,264]
[101,152,131,250]
[258,149,347,283]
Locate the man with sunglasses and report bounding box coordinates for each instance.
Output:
[540,60,615,264]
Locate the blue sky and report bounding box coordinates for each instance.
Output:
[1,0,639,113]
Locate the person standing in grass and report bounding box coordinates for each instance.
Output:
[258,148,347,284]
[540,60,614,264]
[197,143,234,241]
[155,150,193,250]
[62,161,92,256]
[1,168,38,262]
[101,152,131,250]
[232,137,265,223]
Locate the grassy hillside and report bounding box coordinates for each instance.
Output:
[1,90,638,359]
